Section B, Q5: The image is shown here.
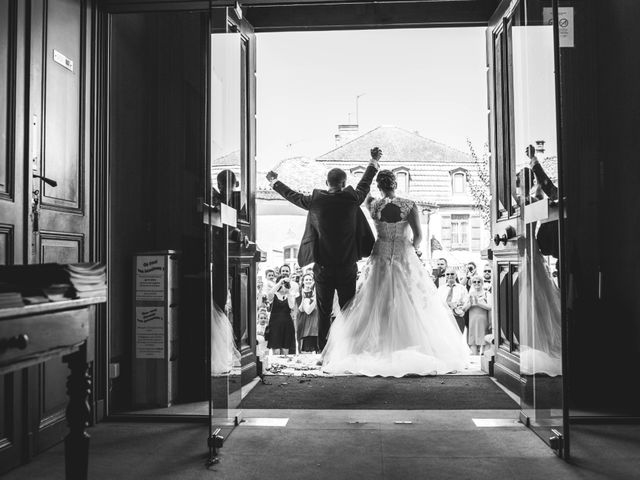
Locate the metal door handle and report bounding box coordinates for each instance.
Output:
[493,234,506,246]
[493,226,516,246]
[33,173,58,187]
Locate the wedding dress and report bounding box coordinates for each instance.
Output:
[322,197,470,377]
[518,235,562,377]
[210,300,242,376]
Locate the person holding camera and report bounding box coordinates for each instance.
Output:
[296,273,319,353]
[265,274,297,356]
[463,262,477,291]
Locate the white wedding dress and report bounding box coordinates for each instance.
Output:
[210,300,242,376]
[322,197,470,377]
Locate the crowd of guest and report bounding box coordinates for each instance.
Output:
[432,258,493,355]
[256,257,494,360]
[256,264,319,357]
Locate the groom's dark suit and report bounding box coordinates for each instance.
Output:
[271,163,378,350]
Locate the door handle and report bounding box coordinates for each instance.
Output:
[33,173,58,187]
[493,233,507,246]
[493,226,516,246]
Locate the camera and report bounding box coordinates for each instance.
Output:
[304,290,313,298]
[283,281,290,289]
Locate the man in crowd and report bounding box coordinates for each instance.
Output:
[439,267,468,334]
[433,257,448,287]
[483,264,492,293]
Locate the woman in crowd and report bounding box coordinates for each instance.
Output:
[296,273,319,353]
[266,274,297,355]
[464,274,492,355]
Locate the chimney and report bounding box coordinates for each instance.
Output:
[535,140,545,155]
[335,124,359,146]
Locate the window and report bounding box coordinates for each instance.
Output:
[283,245,298,264]
[396,171,409,193]
[392,168,410,193]
[452,172,466,194]
[350,167,365,180]
[451,214,469,249]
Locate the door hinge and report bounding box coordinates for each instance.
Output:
[549,428,564,456]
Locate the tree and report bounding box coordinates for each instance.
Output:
[466,139,491,230]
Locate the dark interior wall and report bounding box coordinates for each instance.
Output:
[559,0,601,412]
[596,0,640,412]
[109,12,205,408]
[109,13,152,364]
[566,0,640,415]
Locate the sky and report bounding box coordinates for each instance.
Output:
[256,27,489,171]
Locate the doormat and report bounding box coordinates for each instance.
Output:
[241,375,519,410]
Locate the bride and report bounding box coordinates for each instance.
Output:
[322,170,470,377]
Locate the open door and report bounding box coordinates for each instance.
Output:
[207,4,258,464]
[488,0,568,456]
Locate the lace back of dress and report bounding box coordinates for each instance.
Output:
[371,197,413,223]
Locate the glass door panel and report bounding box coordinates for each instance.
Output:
[208,19,243,444]
[510,0,566,455]
[107,10,210,418]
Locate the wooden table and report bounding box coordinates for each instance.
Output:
[0,297,106,480]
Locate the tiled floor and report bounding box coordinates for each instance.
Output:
[5,409,639,479]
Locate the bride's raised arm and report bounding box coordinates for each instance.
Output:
[407,202,423,250]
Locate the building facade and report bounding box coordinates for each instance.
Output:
[257,125,491,270]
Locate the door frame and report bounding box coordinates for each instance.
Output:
[97,0,504,421]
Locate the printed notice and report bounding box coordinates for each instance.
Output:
[543,7,574,48]
[135,306,165,359]
[136,255,165,301]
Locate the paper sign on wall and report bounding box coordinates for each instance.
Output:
[135,306,165,359]
[135,255,165,301]
[543,7,574,48]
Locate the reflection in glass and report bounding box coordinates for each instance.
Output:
[519,230,562,377]
[510,5,564,448]
[210,296,241,376]
[209,32,244,425]
[211,33,246,217]
[513,22,562,378]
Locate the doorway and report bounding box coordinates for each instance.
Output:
[253,27,492,379]
[101,0,571,460]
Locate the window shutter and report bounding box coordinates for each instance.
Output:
[441,215,452,250]
[471,216,482,251]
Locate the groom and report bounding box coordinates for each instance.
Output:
[266,147,382,351]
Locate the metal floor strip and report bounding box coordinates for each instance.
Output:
[239,418,289,427]
[472,418,523,427]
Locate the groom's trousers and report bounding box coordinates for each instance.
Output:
[313,263,358,351]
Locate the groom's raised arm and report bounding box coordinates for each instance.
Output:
[268,172,312,210]
[354,147,382,204]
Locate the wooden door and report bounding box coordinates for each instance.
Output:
[26,0,93,455]
[232,8,258,386]
[487,0,521,396]
[0,1,28,472]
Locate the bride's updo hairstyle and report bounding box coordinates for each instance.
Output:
[376,170,397,192]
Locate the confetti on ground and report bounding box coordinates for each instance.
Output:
[261,353,485,377]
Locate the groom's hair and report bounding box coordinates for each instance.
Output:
[327,168,347,188]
